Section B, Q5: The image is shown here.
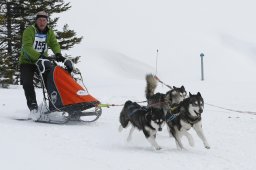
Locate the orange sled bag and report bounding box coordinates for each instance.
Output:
[45,65,100,112]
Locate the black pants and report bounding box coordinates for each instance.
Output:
[20,64,38,111]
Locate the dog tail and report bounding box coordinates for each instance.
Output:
[145,74,157,99]
[119,100,132,128]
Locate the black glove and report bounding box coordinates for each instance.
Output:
[55,53,65,62]
[64,59,74,72]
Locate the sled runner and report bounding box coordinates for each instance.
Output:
[34,57,102,124]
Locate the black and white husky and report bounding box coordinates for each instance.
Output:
[145,74,187,113]
[166,92,210,150]
[119,100,165,150]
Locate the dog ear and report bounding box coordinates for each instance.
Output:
[181,85,185,90]
[173,86,177,89]
[189,92,192,97]
[197,92,201,97]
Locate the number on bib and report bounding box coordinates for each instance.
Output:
[33,34,47,53]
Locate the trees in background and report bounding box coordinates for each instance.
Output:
[0,0,82,87]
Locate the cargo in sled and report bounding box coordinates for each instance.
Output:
[34,57,102,123]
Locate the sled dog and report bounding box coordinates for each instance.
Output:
[119,100,165,150]
[145,74,187,113]
[166,92,210,150]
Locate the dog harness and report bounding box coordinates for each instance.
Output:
[127,105,148,117]
[182,113,201,126]
[166,113,178,122]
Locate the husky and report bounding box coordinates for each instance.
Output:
[145,74,187,113]
[119,100,165,150]
[166,92,210,150]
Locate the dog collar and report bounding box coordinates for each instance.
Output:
[184,115,201,125]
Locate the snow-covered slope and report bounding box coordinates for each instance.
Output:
[1,54,256,170]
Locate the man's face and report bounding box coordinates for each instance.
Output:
[36,17,47,31]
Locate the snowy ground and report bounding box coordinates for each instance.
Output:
[1,52,256,170]
[1,0,256,169]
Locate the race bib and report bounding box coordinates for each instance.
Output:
[33,33,47,53]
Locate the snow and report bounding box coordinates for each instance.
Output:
[1,0,256,170]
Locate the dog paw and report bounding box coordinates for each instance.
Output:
[176,146,184,150]
[155,146,162,150]
[188,140,195,147]
[127,136,132,142]
[205,146,210,149]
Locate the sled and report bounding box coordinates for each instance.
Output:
[34,57,102,124]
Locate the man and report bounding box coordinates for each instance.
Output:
[19,11,65,120]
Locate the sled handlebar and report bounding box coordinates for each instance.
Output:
[42,57,58,61]
[39,56,61,66]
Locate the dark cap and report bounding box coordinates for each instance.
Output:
[36,11,48,20]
